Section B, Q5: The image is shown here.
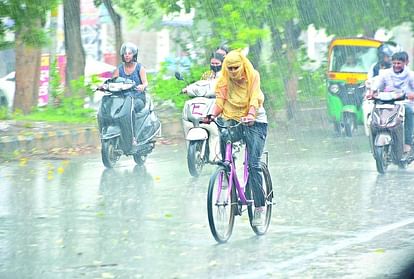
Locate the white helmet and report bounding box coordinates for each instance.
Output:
[120,42,138,62]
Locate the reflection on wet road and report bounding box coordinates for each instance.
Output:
[1,122,414,278]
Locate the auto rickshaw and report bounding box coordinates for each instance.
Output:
[326,37,383,137]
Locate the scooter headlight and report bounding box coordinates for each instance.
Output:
[329,84,340,94]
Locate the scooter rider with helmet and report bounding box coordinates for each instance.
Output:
[368,43,399,79]
[112,42,148,112]
[363,43,400,136]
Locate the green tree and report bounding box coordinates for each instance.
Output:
[94,0,123,65]
[298,0,414,37]
[0,0,59,114]
[106,0,414,117]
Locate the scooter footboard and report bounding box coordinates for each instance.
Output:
[102,125,121,140]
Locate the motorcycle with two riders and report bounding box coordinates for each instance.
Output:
[96,77,161,168]
[365,88,414,174]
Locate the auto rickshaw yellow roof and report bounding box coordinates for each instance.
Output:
[329,37,383,48]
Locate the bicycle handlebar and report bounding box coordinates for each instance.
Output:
[201,115,253,128]
[212,118,243,129]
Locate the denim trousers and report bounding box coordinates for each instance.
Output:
[405,104,413,145]
[218,119,268,207]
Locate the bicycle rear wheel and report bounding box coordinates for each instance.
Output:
[207,166,236,243]
[247,162,273,235]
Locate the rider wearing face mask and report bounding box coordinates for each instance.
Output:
[182,52,224,97]
[201,52,225,81]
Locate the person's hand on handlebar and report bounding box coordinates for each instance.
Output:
[406,92,414,101]
[136,84,146,92]
[202,114,216,124]
[365,89,375,100]
[241,113,255,126]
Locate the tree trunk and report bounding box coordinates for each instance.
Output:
[102,0,122,65]
[63,0,85,96]
[13,24,42,114]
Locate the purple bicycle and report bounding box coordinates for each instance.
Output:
[207,119,273,243]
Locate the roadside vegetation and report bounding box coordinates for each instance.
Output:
[3,0,411,124]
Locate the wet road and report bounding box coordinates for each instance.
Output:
[1,121,414,278]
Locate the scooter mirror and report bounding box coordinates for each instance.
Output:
[175,72,184,81]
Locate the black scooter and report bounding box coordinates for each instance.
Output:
[97,77,161,168]
[368,91,414,174]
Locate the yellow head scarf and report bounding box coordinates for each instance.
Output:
[216,49,257,98]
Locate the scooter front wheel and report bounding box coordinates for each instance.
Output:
[374,145,388,174]
[101,139,118,168]
[187,140,205,177]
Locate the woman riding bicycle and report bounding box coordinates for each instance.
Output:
[207,49,268,226]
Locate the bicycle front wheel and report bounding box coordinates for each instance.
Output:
[247,162,273,235]
[207,166,236,243]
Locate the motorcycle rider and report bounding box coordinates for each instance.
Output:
[206,50,268,226]
[215,44,229,58]
[368,51,414,156]
[198,52,225,83]
[363,45,401,136]
[181,52,225,165]
[368,43,396,79]
[112,42,148,112]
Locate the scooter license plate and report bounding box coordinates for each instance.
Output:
[376,104,395,109]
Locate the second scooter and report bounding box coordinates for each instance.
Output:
[175,72,221,177]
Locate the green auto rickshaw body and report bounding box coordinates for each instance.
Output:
[327,37,383,134]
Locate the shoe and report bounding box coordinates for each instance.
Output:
[252,207,265,226]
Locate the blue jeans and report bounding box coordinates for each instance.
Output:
[218,119,268,207]
[405,104,413,145]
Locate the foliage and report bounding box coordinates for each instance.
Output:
[296,47,326,102]
[298,66,326,102]
[298,0,414,37]
[0,106,10,120]
[0,0,59,47]
[12,74,99,124]
[96,0,165,30]
[149,62,207,110]
[49,58,63,100]
[258,64,285,111]
[14,95,96,124]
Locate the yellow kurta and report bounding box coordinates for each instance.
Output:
[215,70,264,121]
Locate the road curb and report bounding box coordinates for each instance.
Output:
[0,125,100,158]
[0,105,328,160]
[0,117,185,159]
